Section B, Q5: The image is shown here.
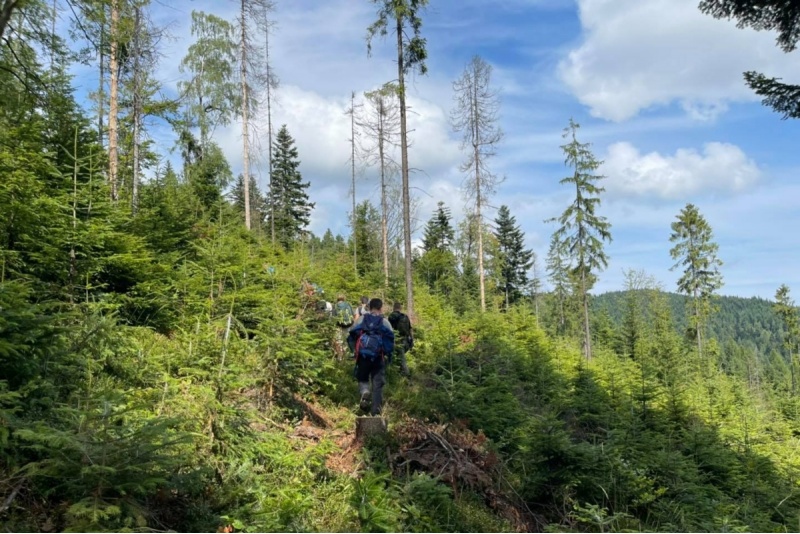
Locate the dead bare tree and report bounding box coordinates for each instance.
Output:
[107,0,120,201]
[236,0,274,230]
[262,7,278,243]
[451,55,503,312]
[345,91,363,278]
[358,84,400,288]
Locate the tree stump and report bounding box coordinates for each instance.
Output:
[356,416,387,440]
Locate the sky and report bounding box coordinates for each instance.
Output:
[67,0,800,299]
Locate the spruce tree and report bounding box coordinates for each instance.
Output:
[550,118,612,360]
[774,284,800,395]
[422,201,454,253]
[232,174,269,232]
[418,201,457,292]
[669,203,724,359]
[268,125,314,248]
[494,205,533,309]
[352,200,382,276]
[546,234,571,336]
[700,0,800,119]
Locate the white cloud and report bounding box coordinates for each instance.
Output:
[602,141,761,200]
[212,83,459,189]
[559,0,800,121]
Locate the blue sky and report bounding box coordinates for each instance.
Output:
[67,0,800,298]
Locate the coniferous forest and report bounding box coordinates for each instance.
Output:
[2,0,800,532]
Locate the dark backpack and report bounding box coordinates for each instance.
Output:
[356,314,384,361]
[388,311,411,337]
[335,301,354,327]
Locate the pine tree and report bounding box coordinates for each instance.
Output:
[422,201,454,253]
[546,234,571,336]
[418,202,457,292]
[700,0,800,119]
[352,200,382,276]
[232,174,269,232]
[550,119,612,360]
[367,0,429,317]
[669,203,723,359]
[530,253,543,321]
[774,284,800,395]
[178,130,232,213]
[268,125,314,248]
[494,205,533,309]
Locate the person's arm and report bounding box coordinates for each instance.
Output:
[348,316,364,351]
[381,318,395,361]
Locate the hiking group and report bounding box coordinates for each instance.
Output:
[333,294,413,416]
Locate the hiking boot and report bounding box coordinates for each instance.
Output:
[359,391,371,412]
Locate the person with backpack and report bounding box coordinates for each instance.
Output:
[334,294,355,328]
[348,298,395,415]
[354,296,369,320]
[332,294,355,358]
[387,302,412,377]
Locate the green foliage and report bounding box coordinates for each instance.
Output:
[179,10,240,143]
[367,0,430,78]
[5,8,800,532]
[417,202,459,296]
[699,0,800,119]
[493,204,533,308]
[670,203,724,356]
[268,125,315,248]
[549,118,612,361]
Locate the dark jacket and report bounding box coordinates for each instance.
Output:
[348,313,395,362]
[387,311,412,337]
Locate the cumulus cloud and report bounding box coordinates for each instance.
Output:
[602,141,761,200]
[559,0,800,121]
[213,84,459,189]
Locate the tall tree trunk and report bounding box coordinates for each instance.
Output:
[98,14,105,147]
[396,15,413,316]
[265,16,274,244]
[70,126,78,305]
[108,0,120,202]
[350,91,358,277]
[50,0,56,72]
[131,3,141,214]
[473,73,486,313]
[240,0,251,230]
[694,288,702,359]
[582,271,592,361]
[380,114,389,289]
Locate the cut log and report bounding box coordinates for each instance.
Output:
[356,416,387,440]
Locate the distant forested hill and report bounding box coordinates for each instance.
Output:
[593,291,786,357]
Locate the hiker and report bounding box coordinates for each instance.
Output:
[316,299,333,316]
[387,302,413,376]
[355,296,369,320]
[333,294,355,358]
[348,298,395,416]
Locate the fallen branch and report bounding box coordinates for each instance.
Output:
[0,478,25,514]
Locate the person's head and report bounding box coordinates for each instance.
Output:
[393,302,403,312]
[360,296,369,305]
[368,298,383,312]
[337,293,346,302]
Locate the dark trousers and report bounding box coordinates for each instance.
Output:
[356,358,386,416]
